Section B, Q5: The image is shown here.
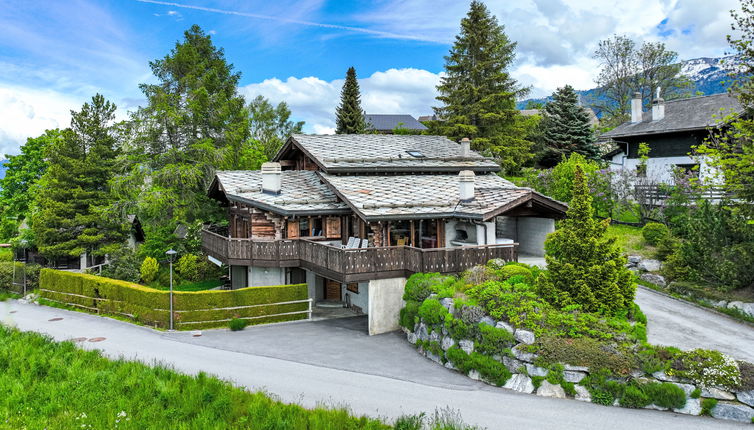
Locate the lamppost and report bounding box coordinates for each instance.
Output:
[166,249,177,331]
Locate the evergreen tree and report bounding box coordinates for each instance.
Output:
[0,129,61,239]
[538,165,635,314]
[335,67,367,134]
[115,25,248,239]
[32,94,125,260]
[539,85,598,167]
[434,1,530,173]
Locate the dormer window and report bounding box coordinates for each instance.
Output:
[406,150,425,158]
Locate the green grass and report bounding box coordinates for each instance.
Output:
[607,224,656,258]
[0,290,19,301]
[0,325,392,429]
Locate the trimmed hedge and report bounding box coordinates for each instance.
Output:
[0,262,41,294]
[39,269,308,330]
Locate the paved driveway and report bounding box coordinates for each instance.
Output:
[636,287,754,361]
[1,301,747,430]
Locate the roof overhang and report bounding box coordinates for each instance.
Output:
[273,136,329,172]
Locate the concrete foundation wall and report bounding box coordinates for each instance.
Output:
[495,216,518,241]
[248,266,285,287]
[230,265,247,289]
[517,217,554,256]
[343,282,369,313]
[368,277,406,335]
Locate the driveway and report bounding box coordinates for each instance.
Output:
[1,301,746,430]
[636,286,754,361]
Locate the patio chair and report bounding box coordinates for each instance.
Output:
[360,239,369,248]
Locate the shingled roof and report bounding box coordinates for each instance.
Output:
[601,93,742,139]
[319,173,567,221]
[275,134,500,173]
[210,171,350,216]
[365,114,428,132]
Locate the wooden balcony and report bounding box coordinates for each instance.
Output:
[202,229,518,283]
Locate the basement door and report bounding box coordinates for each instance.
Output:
[325,279,342,301]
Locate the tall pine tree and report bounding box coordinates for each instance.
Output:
[539,85,598,167]
[434,1,530,173]
[32,94,125,260]
[335,67,367,134]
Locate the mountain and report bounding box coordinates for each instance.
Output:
[517,55,744,113]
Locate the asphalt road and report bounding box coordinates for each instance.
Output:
[1,300,747,430]
[635,286,754,361]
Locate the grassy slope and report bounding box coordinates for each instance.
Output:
[0,326,390,430]
[606,224,656,259]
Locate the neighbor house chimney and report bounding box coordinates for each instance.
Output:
[460,137,471,157]
[652,98,665,121]
[261,162,282,194]
[459,170,475,201]
[631,92,643,123]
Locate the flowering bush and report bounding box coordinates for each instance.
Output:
[669,349,741,389]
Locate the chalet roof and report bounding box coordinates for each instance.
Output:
[212,170,350,216]
[319,173,567,221]
[365,114,428,132]
[601,93,742,139]
[277,134,500,173]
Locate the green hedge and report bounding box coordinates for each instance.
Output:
[0,262,41,294]
[39,269,308,330]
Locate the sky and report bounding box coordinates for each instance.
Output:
[0,0,741,156]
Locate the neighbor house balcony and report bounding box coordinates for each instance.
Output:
[201,228,518,283]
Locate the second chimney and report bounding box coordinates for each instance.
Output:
[631,92,643,123]
[459,170,475,201]
[460,137,471,157]
[652,98,665,121]
[261,162,282,194]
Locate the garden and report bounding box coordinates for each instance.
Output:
[402,166,754,423]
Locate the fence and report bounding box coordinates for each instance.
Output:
[38,269,310,330]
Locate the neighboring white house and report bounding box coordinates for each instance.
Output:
[600,92,742,184]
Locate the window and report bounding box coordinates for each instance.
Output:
[406,150,425,158]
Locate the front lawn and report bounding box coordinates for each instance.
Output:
[0,325,392,429]
[606,224,656,259]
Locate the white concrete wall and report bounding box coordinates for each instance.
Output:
[495,216,518,241]
[368,277,406,335]
[517,217,555,257]
[305,269,317,301]
[343,281,369,313]
[445,219,494,246]
[609,152,719,184]
[248,266,285,287]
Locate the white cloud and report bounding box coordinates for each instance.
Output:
[241,68,443,134]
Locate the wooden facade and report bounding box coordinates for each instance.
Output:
[202,229,517,283]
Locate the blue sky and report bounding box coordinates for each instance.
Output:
[0,0,738,155]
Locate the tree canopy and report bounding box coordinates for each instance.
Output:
[539,85,598,167]
[335,67,367,134]
[433,1,531,173]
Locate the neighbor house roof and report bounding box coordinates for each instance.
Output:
[601,93,743,139]
[275,134,501,173]
[210,170,350,216]
[319,173,567,221]
[364,114,428,132]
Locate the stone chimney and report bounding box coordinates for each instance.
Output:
[652,98,665,121]
[460,137,471,157]
[631,92,643,123]
[459,170,475,201]
[261,162,282,194]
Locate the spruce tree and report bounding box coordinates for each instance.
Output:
[537,165,635,314]
[335,67,367,134]
[434,1,530,173]
[32,94,125,260]
[539,85,598,167]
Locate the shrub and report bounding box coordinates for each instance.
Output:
[445,317,471,340]
[417,299,448,325]
[690,388,701,399]
[403,273,450,302]
[535,336,635,375]
[701,398,718,416]
[400,301,420,330]
[619,384,651,408]
[445,347,473,374]
[475,323,515,356]
[0,262,41,293]
[228,318,249,331]
[582,369,626,405]
[496,264,533,283]
[140,257,159,284]
[457,304,485,326]
[470,352,510,386]
[99,247,140,283]
[669,349,741,389]
[644,382,686,409]
[537,166,635,315]
[176,254,200,282]
[642,222,670,246]
[590,389,614,406]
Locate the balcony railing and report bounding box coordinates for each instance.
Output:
[201,229,518,282]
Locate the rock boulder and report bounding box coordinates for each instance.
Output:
[514,329,536,345]
[537,381,566,398]
[710,401,754,423]
[638,259,662,272]
[504,374,535,394]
